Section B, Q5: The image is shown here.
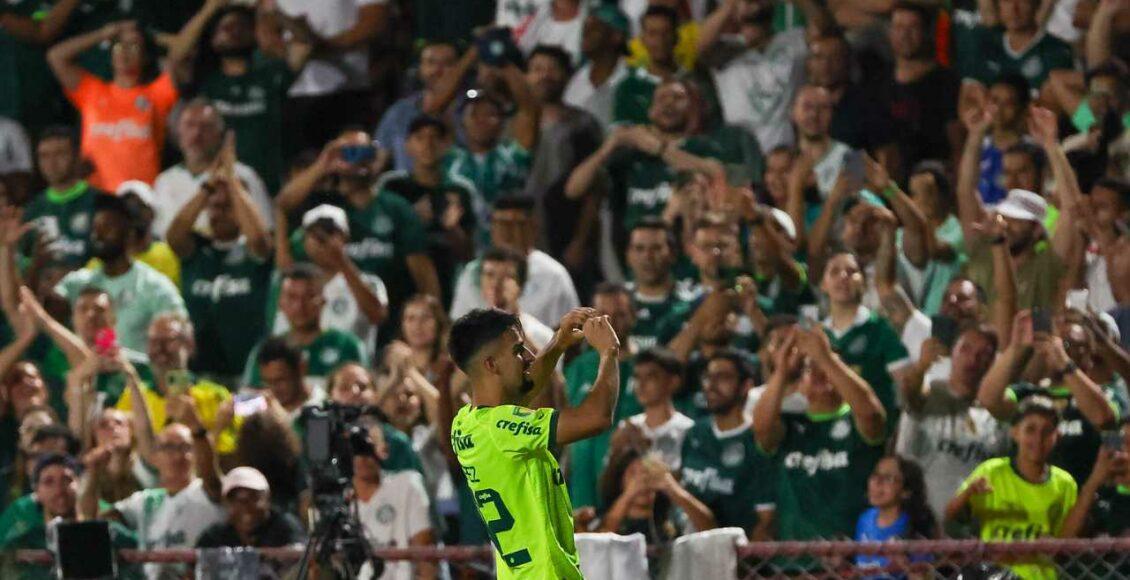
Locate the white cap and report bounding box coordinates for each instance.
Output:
[221,466,270,497]
[302,204,349,235]
[995,189,1047,224]
[115,180,155,208]
[768,207,796,241]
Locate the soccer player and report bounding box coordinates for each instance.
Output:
[449,307,620,579]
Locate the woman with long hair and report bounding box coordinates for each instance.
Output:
[855,455,938,576]
[387,294,452,383]
[596,447,715,542]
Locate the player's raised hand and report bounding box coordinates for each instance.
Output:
[556,307,598,347]
[583,315,620,355]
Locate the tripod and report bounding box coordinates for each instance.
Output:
[295,500,384,579]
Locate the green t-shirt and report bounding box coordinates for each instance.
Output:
[1008,378,1127,484]
[94,349,155,408]
[0,495,137,580]
[629,285,694,351]
[0,1,72,134]
[966,27,1074,91]
[608,136,723,231]
[680,418,777,534]
[181,236,274,378]
[1092,485,1130,537]
[450,404,581,579]
[242,329,368,388]
[20,182,99,268]
[564,350,639,509]
[197,53,296,193]
[612,67,660,126]
[768,405,885,543]
[825,308,909,428]
[340,192,428,310]
[960,457,1077,579]
[444,140,532,246]
[55,261,187,354]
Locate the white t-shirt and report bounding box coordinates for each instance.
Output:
[151,162,273,239]
[114,479,226,580]
[1085,247,1118,314]
[812,141,851,199]
[515,3,584,64]
[273,270,389,355]
[563,59,628,130]
[0,116,32,174]
[710,29,807,154]
[623,412,695,471]
[449,250,580,328]
[276,0,386,96]
[355,471,433,580]
[901,309,932,363]
[496,0,550,28]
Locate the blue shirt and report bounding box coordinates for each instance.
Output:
[855,508,908,579]
[977,137,1005,205]
[375,93,425,172]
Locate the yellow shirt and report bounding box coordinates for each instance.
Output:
[88,241,181,289]
[627,22,699,72]
[115,379,236,453]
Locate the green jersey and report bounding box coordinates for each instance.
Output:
[242,329,368,388]
[444,140,532,246]
[342,192,428,311]
[612,67,660,126]
[1008,379,1126,485]
[451,404,581,579]
[0,1,72,134]
[564,350,639,508]
[0,495,136,580]
[825,307,909,427]
[960,457,1077,579]
[608,136,723,231]
[1092,485,1130,537]
[181,236,273,378]
[21,181,100,268]
[769,404,885,542]
[198,53,296,192]
[966,27,1074,90]
[629,284,694,350]
[680,419,777,534]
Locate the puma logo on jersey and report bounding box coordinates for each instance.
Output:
[496,419,543,436]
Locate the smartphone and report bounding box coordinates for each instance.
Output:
[843,150,867,183]
[476,26,520,66]
[1065,289,1090,312]
[165,370,192,396]
[339,144,376,165]
[54,520,116,579]
[233,394,267,418]
[1102,430,1124,451]
[799,305,821,330]
[930,314,960,349]
[93,327,118,357]
[1031,307,1052,334]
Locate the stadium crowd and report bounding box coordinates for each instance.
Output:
[0,0,1127,577]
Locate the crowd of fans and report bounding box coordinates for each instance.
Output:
[0,0,1126,578]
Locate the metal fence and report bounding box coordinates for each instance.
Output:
[11,538,1130,578]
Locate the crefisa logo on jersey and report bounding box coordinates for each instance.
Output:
[496,419,543,436]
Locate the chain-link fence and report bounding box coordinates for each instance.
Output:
[10,538,1130,578]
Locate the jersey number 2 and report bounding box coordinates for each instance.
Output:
[475,488,532,568]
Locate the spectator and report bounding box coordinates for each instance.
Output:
[19,126,100,269]
[276,129,442,318]
[351,419,437,580]
[376,41,459,172]
[54,194,187,353]
[195,466,306,548]
[79,409,153,506]
[0,350,51,467]
[387,294,452,383]
[324,371,428,477]
[374,116,476,299]
[962,75,1034,206]
[612,5,680,126]
[885,4,961,180]
[698,0,829,154]
[522,45,602,279]
[277,205,388,355]
[84,421,224,580]
[788,85,852,200]
[274,0,387,152]
[449,196,580,327]
[1084,177,1130,313]
[607,347,694,471]
[109,181,182,289]
[46,22,181,191]
[152,99,273,239]
[243,268,368,392]
[624,218,694,350]
[596,447,712,541]
[0,0,81,137]
[0,117,33,209]
[896,327,1010,519]
[445,68,539,245]
[626,0,701,71]
[895,162,966,316]
[226,399,305,514]
[680,349,775,538]
[474,246,555,349]
[563,4,630,129]
[753,326,888,545]
[980,311,1121,483]
[166,162,273,383]
[964,0,1073,91]
[1062,421,1130,538]
[114,314,232,440]
[1,416,71,511]
[946,397,1077,578]
[855,456,938,573]
[515,0,585,62]
[173,1,312,193]
[498,0,550,29]
[567,283,640,509]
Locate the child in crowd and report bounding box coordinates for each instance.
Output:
[855,455,937,578]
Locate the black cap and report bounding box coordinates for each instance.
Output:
[407,115,450,137]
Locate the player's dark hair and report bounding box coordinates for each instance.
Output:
[529,44,574,76]
[32,452,81,486]
[635,347,684,377]
[884,455,939,539]
[482,246,529,288]
[492,195,536,213]
[1013,396,1060,427]
[256,336,303,375]
[630,216,678,253]
[642,5,679,31]
[706,348,754,384]
[449,309,521,372]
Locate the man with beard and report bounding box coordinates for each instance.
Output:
[54,194,186,353]
[448,307,619,579]
[169,1,312,193]
[624,217,694,350]
[376,41,459,172]
[680,350,776,538]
